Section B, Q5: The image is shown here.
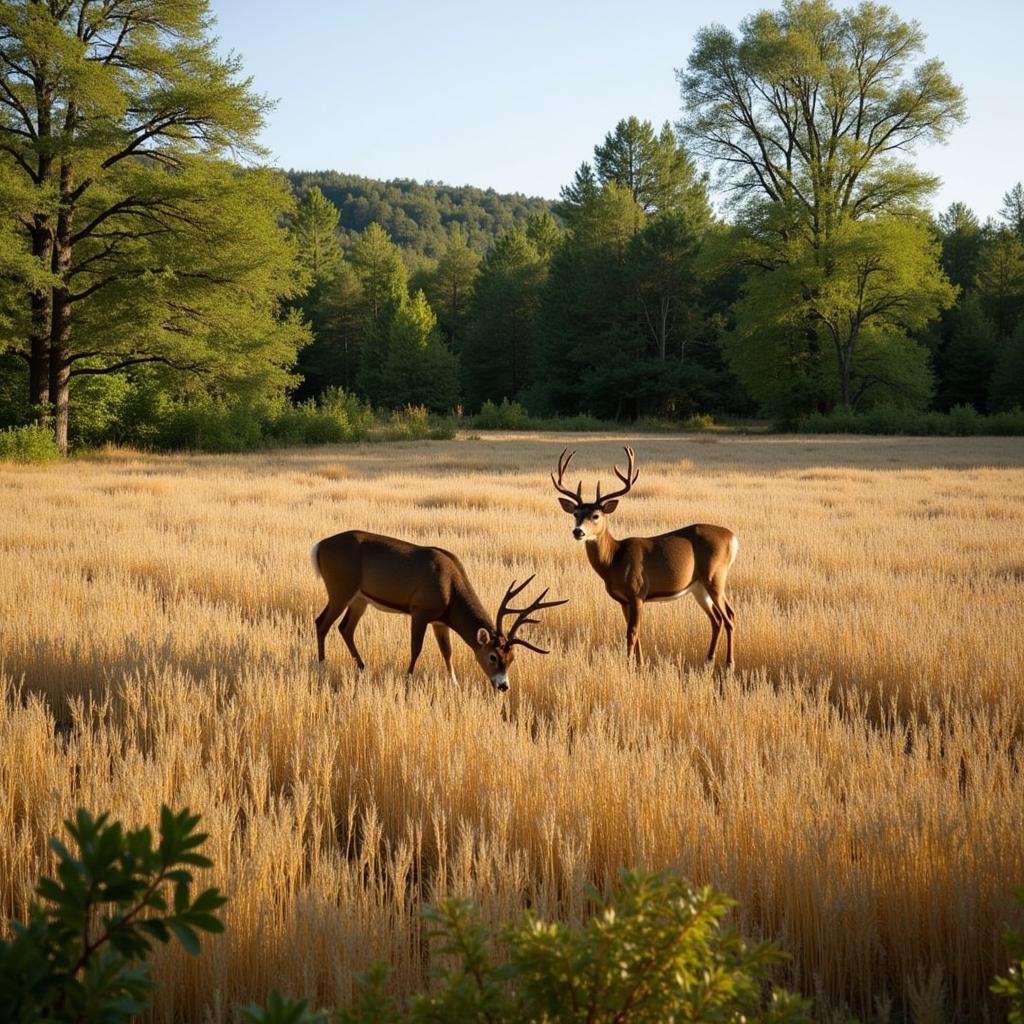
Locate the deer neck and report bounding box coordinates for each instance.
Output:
[585,530,619,575]
[446,589,495,649]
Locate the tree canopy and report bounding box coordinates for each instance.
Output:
[0,0,307,451]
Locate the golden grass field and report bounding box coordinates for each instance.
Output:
[2,433,1023,1021]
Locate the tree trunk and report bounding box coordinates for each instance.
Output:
[49,162,75,454]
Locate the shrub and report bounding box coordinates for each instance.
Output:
[374,405,457,441]
[0,807,226,1024]
[992,887,1024,1024]
[0,424,61,463]
[474,398,533,429]
[800,404,1024,436]
[337,870,809,1024]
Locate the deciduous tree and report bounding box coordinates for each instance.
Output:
[0,0,307,451]
[679,0,964,413]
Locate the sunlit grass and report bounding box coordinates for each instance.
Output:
[1,433,1022,1021]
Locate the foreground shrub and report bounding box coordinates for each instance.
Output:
[337,870,810,1024]
[993,888,1024,1023]
[0,424,61,463]
[0,807,226,1023]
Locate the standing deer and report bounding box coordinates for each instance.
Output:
[551,446,737,669]
[311,530,566,691]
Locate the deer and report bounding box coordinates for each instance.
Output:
[551,446,738,670]
[310,530,567,691]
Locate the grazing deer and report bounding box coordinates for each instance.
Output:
[551,447,737,669]
[311,530,566,691]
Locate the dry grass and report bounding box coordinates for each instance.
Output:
[1,433,1023,1021]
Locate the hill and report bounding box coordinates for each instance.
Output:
[285,170,556,262]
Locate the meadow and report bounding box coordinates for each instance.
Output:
[1,433,1023,1021]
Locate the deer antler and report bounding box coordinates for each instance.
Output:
[551,447,582,505]
[595,446,638,505]
[496,575,568,654]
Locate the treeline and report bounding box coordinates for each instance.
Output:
[3,0,1024,456]
[292,116,744,420]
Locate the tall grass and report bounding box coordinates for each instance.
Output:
[1,434,1022,1021]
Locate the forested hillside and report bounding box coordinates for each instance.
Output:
[285,171,555,262]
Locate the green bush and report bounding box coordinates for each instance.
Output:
[801,404,1024,436]
[0,807,226,1024]
[149,390,374,452]
[0,424,61,463]
[993,887,1024,1023]
[337,870,809,1024]
[474,398,533,429]
[373,404,457,441]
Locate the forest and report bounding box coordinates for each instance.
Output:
[2,0,1023,454]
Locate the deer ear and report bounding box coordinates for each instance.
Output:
[601,499,619,514]
[476,627,491,646]
[558,498,577,514]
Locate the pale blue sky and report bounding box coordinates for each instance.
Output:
[211,0,1023,221]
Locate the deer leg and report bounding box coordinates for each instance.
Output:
[694,584,723,666]
[624,600,644,669]
[407,614,431,675]
[432,623,457,685]
[338,598,368,671]
[710,581,736,670]
[620,602,643,667]
[316,598,348,662]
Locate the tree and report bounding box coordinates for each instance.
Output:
[631,211,702,361]
[363,289,459,411]
[463,229,547,408]
[352,224,408,403]
[291,187,343,282]
[999,183,1024,243]
[722,214,949,415]
[295,260,364,397]
[975,228,1024,340]
[937,293,996,410]
[989,322,1024,411]
[937,203,984,292]
[424,226,479,349]
[679,0,964,413]
[0,0,307,452]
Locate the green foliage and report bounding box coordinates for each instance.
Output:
[474,398,533,429]
[0,806,225,1024]
[722,215,949,418]
[990,323,1024,412]
[151,391,373,452]
[420,226,480,348]
[801,404,1024,436]
[993,888,1024,1024]
[938,294,997,411]
[373,405,457,442]
[464,229,547,408]
[241,990,328,1024]
[339,870,809,1024]
[292,187,343,283]
[0,424,61,463]
[1,1,308,450]
[286,172,555,261]
[975,229,1024,340]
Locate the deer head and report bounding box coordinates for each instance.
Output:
[551,446,639,541]
[473,576,567,691]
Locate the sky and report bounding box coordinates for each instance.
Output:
[210,0,1024,222]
